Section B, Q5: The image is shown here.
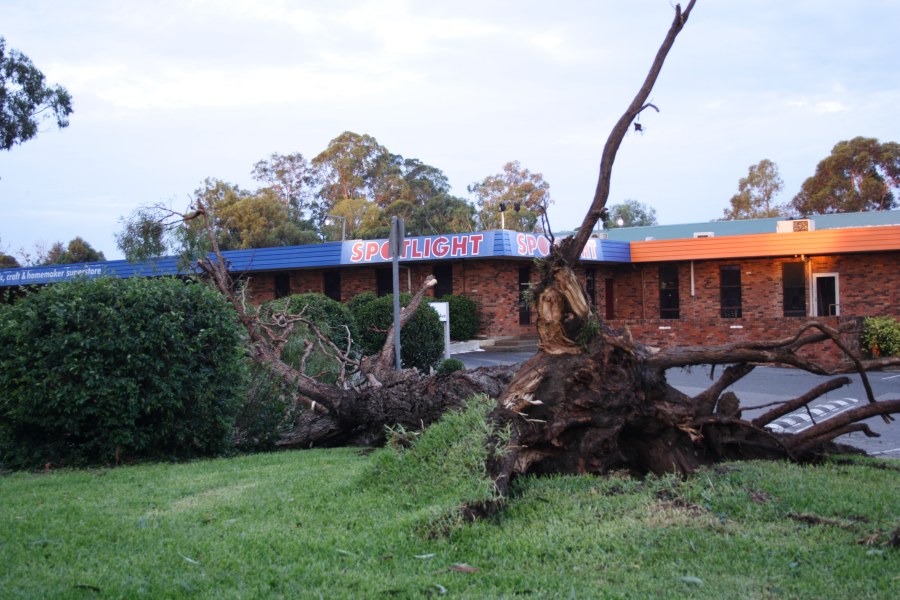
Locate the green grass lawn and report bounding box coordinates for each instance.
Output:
[1,421,898,598]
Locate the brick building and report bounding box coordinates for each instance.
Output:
[2,211,898,365]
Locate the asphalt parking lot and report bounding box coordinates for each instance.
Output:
[452,349,900,457]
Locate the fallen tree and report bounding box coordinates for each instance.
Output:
[182,0,897,490]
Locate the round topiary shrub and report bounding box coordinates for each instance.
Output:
[0,277,245,469]
[436,358,466,375]
[351,293,443,372]
[439,294,481,341]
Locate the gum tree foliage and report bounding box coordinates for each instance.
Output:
[721,159,787,220]
[603,199,659,228]
[115,206,170,263]
[42,237,106,265]
[469,161,552,232]
[0,236,19,268]
[791,137,900,214]
[251,152,321,222]
[0,277,245,468]
[0,37,72,151]
[313,131,475,239]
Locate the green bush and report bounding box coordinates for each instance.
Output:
[351,293,443,372]
[346,291,377,318]
[231,361,293,452]
[861,315,900,358]
[0,277,245,469]
[438,294,481,341]
[437,358,466,375]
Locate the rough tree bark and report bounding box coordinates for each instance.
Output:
[188,0,897,491]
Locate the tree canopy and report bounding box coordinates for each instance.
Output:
[42,237,106,265]
[721,159,787,220]
[791,137,900,214]
[469,161,552,232]
[604,199,658,228]
[0,37,73,151]
[251,152,320,222]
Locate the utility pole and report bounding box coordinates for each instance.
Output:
[389,216,405,370]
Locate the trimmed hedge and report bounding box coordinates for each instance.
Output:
[0,277,245,468]
[350,292,443,372]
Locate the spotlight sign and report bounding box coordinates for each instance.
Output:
[341,230,606,264]
[514,232,601,260]
[344,232,491,263]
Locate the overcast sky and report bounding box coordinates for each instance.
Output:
[2,0,898,260]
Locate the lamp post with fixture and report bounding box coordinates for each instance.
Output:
[324,215,346,241]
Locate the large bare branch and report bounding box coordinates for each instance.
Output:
[562,0,696,265]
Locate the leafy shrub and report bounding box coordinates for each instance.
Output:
[231,361,293,452]
[0,277,245,469]
[346,291,377,318]
[351,293,443,371]
[437,358,466,375]
[438,294,481,341]
[861,316,900,358]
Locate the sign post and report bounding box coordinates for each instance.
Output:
[389,216,405,370]
[430,301,451,360]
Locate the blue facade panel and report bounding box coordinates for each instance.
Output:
[0,231,632,288]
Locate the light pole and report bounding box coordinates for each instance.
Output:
[324,215,346,241]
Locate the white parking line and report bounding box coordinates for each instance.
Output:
[765,397,861,434]
[793,400,861,433]
[882,374,900,380]
[871,447,900,456]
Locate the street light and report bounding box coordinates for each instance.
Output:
[324,215,346,241]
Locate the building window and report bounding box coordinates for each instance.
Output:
[659,264,680,319]
[376,268,392,297]
[782,262,806,317]
[720,265,742,318]
[433,264,453,298]
[323,271,341,302]
[274,272,291,299]
[585,268,597,308]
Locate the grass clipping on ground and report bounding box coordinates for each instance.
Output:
[360,394,508,533]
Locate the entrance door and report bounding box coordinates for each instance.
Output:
[518,266,531,325]
[813,273,839,316]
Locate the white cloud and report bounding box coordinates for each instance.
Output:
[814,101,849,114]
